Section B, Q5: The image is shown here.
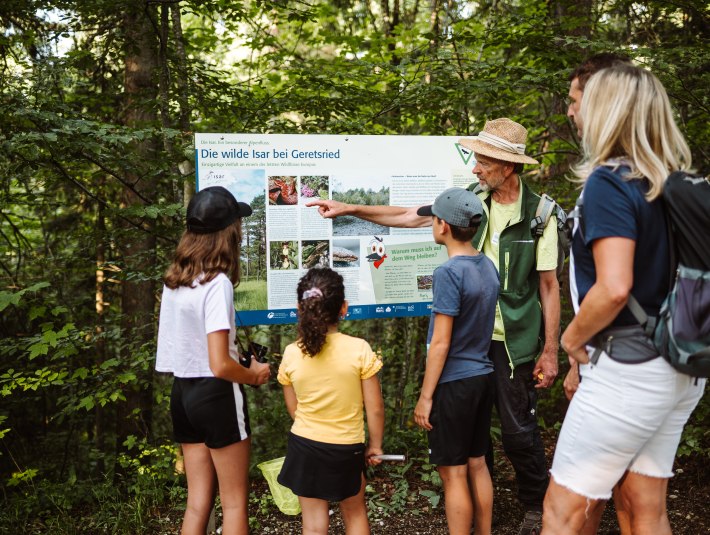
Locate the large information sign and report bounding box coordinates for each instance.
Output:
[195,134,476,325]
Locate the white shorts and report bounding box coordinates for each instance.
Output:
[550,351,705,500]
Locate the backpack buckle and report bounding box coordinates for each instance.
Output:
[530,216,545,238]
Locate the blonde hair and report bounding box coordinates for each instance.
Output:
[164,219,243,289]
[575,63,692,200]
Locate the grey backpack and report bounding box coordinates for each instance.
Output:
[530,193,570,279]
[645,172,710,377]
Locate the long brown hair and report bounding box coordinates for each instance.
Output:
[164,219,243,289]
[296,267,345,357]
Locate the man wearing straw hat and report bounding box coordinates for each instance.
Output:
[308,118,560,535]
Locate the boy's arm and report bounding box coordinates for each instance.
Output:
[282,385,298,420]
[362,374,385,465]
[305,199,432,228]
[414,313,453,431]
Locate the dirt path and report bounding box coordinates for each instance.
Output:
[248,449,709,534]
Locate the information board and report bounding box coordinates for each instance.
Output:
[195,133,477,325]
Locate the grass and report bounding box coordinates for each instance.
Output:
[235,278,268,311]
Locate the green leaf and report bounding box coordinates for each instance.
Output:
[100,358,120,370]
[123,435,137,450]
[78,396,95,411]
[42,330,60,347]
[28,342,49,360]
[72,367,89,380]
[419,489,441,508]
[29,306,47,321]
[0,282,53,312]
[0,291,22,312]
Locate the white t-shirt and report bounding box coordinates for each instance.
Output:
[155,273,239,377]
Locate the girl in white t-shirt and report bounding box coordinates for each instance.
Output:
[156,186,270,535]
[277,267,385,534]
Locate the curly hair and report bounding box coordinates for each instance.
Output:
[164,219,243,289]
[296,267,345,357]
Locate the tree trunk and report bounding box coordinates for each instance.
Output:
[94,175,107,475]
[171,2,195,206]
[115,0,159,460]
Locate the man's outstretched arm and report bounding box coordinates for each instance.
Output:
[306,199,432,229]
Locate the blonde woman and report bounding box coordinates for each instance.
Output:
[543,64,706,534]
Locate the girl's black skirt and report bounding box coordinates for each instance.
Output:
[277,432,365,501]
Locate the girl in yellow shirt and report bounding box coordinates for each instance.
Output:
[277,267,385,534]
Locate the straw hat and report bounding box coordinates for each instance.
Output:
[459,118,539,165]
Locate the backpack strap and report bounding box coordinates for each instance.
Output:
[468,182,484,196]
[566,195,584,244]
[619,181,678,338]
[530,193,556,239]
[663,184,678,287]
[626,294,656,337]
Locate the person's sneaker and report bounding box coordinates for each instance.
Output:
[517,510,543,535]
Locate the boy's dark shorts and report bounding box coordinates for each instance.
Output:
[428,372,494,466]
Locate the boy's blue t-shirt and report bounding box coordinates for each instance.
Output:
[572,165,670,326]
[427,254,500,384]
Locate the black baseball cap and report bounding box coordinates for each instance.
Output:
[186,186,252,233]
[417,187,483,227]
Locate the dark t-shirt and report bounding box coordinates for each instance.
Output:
[572,165,670,326]
[427,254,499,383]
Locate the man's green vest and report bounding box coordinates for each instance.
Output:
[469,179,544,368]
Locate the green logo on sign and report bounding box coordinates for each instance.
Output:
[455,143,474,165]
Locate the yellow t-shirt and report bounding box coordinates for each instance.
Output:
[277,332,382,444]
[483,196,558,340]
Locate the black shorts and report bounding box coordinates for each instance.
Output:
[428,373,494,466]
[277,432,365,502]
[170,376,250,448]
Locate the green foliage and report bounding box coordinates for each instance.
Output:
[0,474,185,534]
[676,395,710,457]
[247,382,293,470]
[334,187,390,206]
[419,488,442,509]
[1,0,708,531]
[0,283,51,312]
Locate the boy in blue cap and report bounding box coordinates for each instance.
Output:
[414,187,500,535]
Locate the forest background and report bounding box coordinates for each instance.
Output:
[1,1,708,533]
